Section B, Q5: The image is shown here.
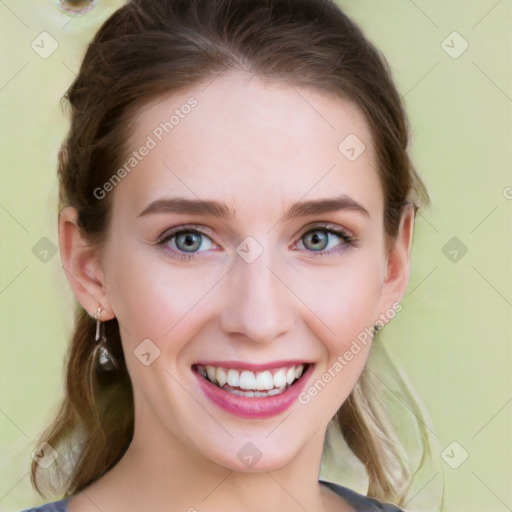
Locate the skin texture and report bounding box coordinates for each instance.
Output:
[60,71,414,512]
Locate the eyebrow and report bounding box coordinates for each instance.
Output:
[137,194,370,220]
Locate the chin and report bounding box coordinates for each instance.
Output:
[202,437,303,473]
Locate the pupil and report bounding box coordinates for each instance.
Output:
[179,232,200,252]
[308,231,327,250]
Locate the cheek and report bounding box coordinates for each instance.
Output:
[103,241,222,347]
[295,257,381,420]
[294,252,384,348]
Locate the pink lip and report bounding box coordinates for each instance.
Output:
[193,363,313,419]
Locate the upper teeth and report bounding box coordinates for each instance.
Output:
[197,364,305,391]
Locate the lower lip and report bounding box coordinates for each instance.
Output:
[193,365,313,419]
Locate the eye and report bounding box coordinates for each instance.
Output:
[296,224,355,257]
[157,226,217,261]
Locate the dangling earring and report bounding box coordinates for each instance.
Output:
[95,307,117,371]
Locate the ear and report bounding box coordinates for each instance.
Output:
[58,206,114,321]
[376,205,415,326]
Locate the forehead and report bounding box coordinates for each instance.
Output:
[116,71,382,221]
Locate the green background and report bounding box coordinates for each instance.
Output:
[0,1,510,511]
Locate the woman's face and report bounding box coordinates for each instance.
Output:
[84,71,409,472]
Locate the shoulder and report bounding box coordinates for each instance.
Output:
[19,497,70,512]
[320,480,405,512]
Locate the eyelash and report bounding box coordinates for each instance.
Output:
[156,223,356,262]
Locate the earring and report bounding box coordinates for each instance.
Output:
[95,307,117,371]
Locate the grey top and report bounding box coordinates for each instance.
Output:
[20,480,404,511]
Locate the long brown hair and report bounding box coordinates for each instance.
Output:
[31,0,430,505]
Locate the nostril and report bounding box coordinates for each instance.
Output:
[58,0,96,15]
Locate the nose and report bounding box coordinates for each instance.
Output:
[219,246,294,345]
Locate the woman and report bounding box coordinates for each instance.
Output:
[23,0,431,510]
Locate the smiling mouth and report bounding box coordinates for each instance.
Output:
[192,363,309,398]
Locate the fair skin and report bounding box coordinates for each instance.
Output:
[60,71,414,512]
